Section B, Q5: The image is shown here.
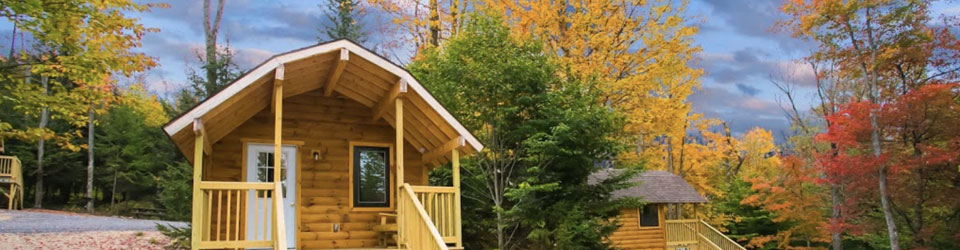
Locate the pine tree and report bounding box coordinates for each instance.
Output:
[320,0,366,43]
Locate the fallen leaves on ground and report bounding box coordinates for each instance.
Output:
[0,231,172,250]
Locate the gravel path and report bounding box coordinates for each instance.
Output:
[0,231,173,250]
[0,209,187,233]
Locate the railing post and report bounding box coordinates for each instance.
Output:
[452,149,462,247]
[191,119,205,250]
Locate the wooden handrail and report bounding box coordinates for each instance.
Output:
[409,185,456,193]
[665,219,745,250]
[194,181,282,249]
[409,185,459,244]
[399,183,449,250]
[198,181,274,190]
[698,219,745,250]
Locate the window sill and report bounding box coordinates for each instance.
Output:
[351,206,394,212]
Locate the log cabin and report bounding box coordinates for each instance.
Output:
[592,170,745,250]
[163,39,480,250]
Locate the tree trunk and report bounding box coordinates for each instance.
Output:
[831,182,842,250]
[496,210,505,250]
[203,0,225,96]
[664,135,676,219]
[34,75,49,209]
[111,167,118,208]
[868,73,899,250]
[428,0,439,46]
[85,105,96,212]
[862,8,900,248]
[449,0,458,34]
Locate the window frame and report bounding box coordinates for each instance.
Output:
[639,204,661,228]
[348,142,395,211]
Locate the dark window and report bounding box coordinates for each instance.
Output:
[353,146,390,207]
[640,204,659,227]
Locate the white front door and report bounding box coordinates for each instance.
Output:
[245,144,297,249]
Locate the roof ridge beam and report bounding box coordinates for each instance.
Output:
[323,48,350,96]
[371,78,407,122]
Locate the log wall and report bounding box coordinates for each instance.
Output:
[203,89,427,249]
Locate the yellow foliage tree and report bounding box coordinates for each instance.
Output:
[474,0,703,171]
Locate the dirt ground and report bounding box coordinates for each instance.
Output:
[0,209,185,249]
[0,230,173,250]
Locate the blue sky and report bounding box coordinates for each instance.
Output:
[3,0,958,141]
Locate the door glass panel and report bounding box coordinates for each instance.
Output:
[255,151,288,198]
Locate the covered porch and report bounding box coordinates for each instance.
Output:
[163,40,482,250]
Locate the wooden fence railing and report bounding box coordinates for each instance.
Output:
[0,155,23,210]
[666,219,699,247]
[399,183,450,250]
[409,185,459,245]
[195,181,277,249]
[666,219,745,250]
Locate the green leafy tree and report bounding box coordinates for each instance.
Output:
[95,85,177,210]
[409,13,637,250]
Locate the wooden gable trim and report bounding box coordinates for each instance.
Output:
[323,48,349,97]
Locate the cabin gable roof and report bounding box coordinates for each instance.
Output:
[163,39,483,164]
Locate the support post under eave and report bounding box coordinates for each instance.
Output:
[191,119,205,250]
[272,65,288,249]
[452,149,463,248]
[395,96,405,247]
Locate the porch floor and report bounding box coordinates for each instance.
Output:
[308,248,399,250]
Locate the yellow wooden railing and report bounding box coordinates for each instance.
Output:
[0,155,23,210]
[666,219,745,250]
[409,185,460,245]
[194,181,279,249]
[399,183,451,250]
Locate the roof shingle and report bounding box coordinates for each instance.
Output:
[590,169,708,204]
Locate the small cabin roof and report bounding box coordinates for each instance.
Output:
[590,169,708,204]
[163,39,483,164]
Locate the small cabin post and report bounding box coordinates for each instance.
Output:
[394,90,405,246]
[190,119,205,249]
[452,149,463,247]
[272,65,288,249]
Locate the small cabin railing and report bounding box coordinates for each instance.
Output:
[399,183,451,250]
[0,155,23,210]
[666,219,745,250]
[195,181,280,249]
[409,185,459,244]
